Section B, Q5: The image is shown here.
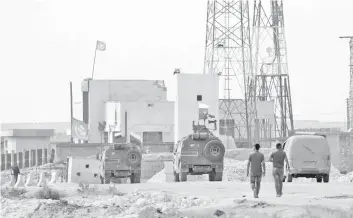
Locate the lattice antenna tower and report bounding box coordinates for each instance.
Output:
[251,0,294,140]
[203,0,253,146]
[339,36,353,130]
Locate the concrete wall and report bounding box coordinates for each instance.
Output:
[3,136,50,153]
[108,101,174,142]
[55,143,104,163]
[86,80,168,143]
[174,73,219,141]
[68,157,101,184]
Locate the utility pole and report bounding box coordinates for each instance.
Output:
[70,81,74,143]
[339,36,353,130]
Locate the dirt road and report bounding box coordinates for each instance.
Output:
[2,181,353,217]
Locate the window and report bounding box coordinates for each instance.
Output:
[94,174,98,178]
[148,103,154,107]
[197,95,202,101]
[143,132,163,143]
[76,172,81,176]
[85,164,89,168]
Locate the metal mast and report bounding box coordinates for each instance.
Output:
[203,0,253,147]
[339,36,353,130]
[251,0,294,142]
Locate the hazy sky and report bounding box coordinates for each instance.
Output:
[0,0,352,123]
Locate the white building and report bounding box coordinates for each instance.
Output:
[174,73,219,142]
[81,79,168,143]
[1,129,54,153]
[104,101,174,144]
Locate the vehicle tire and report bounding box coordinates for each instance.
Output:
[204,140,225,162]
[178,162,187,182]
[287,174,293,182]
[323,174,329,183]
[209,173,214,181]
[104,177,110,184]
[125,148,142,168]
[100,175,104,184]
[214,172,223,181]
[316,176,322,183]
[174,171,180,182]
[283,176,286,182]
[130,173,141,183]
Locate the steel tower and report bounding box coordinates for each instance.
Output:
[339,36,353,130]
[250,0,294,142]
[203,0,253,147]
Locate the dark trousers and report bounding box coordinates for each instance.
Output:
[14,174,18,183]
[272,167,284,195]
[250,175,262,196]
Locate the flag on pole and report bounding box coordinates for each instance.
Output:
[71,118,89,140]
[96,40,106,51]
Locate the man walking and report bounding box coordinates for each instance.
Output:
[269,143,290,197]
[247,144,266,198]
[11,164,21,183]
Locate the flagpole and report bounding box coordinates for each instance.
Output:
[91,42,97,79]
[70,81,74,143]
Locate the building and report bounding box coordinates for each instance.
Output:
[81,79,168,143]
[174,73,219,142]
[104,100,174,144]
[1,129,55,153]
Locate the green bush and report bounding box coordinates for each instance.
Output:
[34,184,62,200]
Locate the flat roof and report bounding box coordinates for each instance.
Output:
[1,129,55,137]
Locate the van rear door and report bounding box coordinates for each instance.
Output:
[291,136,330,170]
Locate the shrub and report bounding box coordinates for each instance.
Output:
[34,184,62,200]
[0,187,27,199]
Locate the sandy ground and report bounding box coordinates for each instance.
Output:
[1,181,353,217]
[1,150,353,217]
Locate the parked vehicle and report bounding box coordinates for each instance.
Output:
[173,122,225,182]
[283,134,331,183]
[98,143,142,184]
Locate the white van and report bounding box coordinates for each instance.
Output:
[282,134,331,183]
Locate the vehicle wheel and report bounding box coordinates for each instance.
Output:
[179,172,187,182]
[100,175,104,184]
[104,177,110,184]
[214,172,223,181]
[174,171,180,182]
[323,174,329,183]
[209,173,215,181]
[204,140,225,162]
[178,162,187,182]
[287,174,293,182]
[125,148,142,168]
[316,176,322,183]
[130,173,141,183]
[283,176,286,182]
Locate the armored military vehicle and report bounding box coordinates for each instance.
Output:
[173,121,225,182]
[98,143,142,184]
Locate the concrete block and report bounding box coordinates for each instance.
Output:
[165,173,174,182]
[164,161,174,174]
[7,175,16,187]
[25,171,36,187]
[37,171,46,187]
[49,171,58,184]
[14,174,26,188]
